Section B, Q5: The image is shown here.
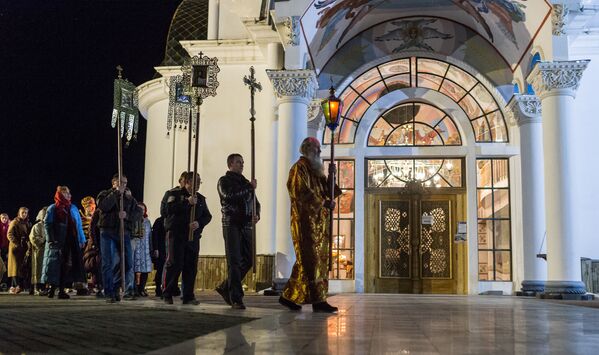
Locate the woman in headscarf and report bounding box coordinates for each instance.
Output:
[7,207,31,294]
[133,203,152,297]
[29,207,49,295]
[42,186,86,299]
[0,213,10,288]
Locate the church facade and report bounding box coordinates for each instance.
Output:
[137,0,599,296]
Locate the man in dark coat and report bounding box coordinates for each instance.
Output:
[162,171,212,305]
[151,215,165,298]
[216,154,260,310]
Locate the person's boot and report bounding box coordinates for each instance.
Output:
[215,285,232,305]
[312,301,338,313]
[58,288,70,299]
[47,286,56,299]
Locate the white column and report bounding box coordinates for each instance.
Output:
[207,0,219,40]
[527,60,589,295]
[506,95,546,293]
[266,69,318,279]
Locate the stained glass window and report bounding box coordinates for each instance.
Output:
[367,159,463,188]
[477,159,512,281]
[323,57,508,144]
[368,102,461,146]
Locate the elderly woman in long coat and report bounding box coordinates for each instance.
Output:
[7,207,31,294]
[29,207,48,295]
[42,186,86,299]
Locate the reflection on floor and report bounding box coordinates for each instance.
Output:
[148,293,599,354]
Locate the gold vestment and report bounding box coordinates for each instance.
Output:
[282,157,341,304]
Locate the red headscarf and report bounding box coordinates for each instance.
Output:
[54,186,73,225]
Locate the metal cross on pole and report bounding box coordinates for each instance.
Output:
[243,66,262,274]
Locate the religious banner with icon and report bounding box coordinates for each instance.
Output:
[167,75,193,133]
[111,72,139,143]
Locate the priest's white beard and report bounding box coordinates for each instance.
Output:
[306,153,325,177]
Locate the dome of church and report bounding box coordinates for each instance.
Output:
[161,0,209,66]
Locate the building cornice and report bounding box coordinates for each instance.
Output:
[180,39,265,64]
[527,60,590,99]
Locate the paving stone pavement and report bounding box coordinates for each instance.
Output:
[0,293,256,355]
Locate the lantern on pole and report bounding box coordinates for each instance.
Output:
[321,85,342,272]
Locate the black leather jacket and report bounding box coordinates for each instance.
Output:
[96,188,140,232]
[217,171,260,226]
[163,187,212,238]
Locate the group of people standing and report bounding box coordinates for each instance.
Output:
[0,137,340,313]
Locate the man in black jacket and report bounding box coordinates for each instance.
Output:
[162,171,212,305]
[216,154,260,310]
[96,174,140,303]
[151,216,165,298]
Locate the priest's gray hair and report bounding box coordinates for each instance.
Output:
[300,137,320,157]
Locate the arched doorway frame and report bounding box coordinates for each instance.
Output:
[320,51,521,294]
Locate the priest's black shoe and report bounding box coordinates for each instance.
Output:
[215,285,232,305]
[279,296,302,311]
[312,302,338,313]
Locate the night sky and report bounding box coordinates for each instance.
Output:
[0,0,181,218]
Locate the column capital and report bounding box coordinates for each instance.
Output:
[506,94,542,126]
[266,69,318,103]
[551,3,569,36]
[527,60,590,99]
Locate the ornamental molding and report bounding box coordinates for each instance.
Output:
[551,4,568,36]
[282,16,300,46]
[266,69,318,100]
[506,94,542,126]
[527,60,589,99]
[307,99,323,122]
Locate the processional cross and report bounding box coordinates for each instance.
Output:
[243,67,262,274]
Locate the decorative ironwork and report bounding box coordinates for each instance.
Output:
[181,52,220,101]
[111,66,139,144]
[421,200,451,278]
[380,201,411,278]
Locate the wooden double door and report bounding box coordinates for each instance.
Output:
[365,193,467,294]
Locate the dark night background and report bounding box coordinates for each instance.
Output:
[0,0,182,218]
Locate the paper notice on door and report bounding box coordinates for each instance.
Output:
[421,215,433,225]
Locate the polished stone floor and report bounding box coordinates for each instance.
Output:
[146,294,599,354]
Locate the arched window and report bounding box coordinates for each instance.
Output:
[368,102,462,146]
[324,57,508,144]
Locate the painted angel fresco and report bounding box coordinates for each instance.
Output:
[315,0,387,50]
[375,19,453,53]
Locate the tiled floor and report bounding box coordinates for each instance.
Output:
[146,294,599,354]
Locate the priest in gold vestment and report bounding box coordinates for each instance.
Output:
[279,137,341,313]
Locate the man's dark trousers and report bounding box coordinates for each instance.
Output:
[219,224,252,304]
[162,232,200,301]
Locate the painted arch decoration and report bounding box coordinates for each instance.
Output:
[323,57,509,144]
[302,0,552,81]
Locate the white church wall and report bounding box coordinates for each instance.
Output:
[569,52,599,261]
[218,0,262,40]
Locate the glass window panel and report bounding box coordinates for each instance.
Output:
[440,79,467,102]
[414,159,443,181]
[367,160,389,187]
[478,251,494,281]
[352,67,381,93]
[338,161,355,189]
[492,159,509,188]
[493,189,510,218]
[345,97,369,122]
[472,117,491,142]
[471,83,498,113]
[494,220,511,250]
[494,251,511,281]
[362,81,387,104]
[423,175,451,188]
[440,159,462,187]
[368,118,394,146]
[338,120,357,144]
[417,58,449,76]
[477,160,492,187]
[477,220,494,249]
[336,220,353,248]
[340,89,359,117]
[417,73,443,91]
[387,124,414,146]
[379,174,406,188]
[459,94,484,119]
[477,189,493,218]
[435,118,462,145]
[379,59,410,77]
[384,104,413,126]
[338,190,354,218]
[487,111,508,142]
[446,66,477,91]
[384,74,411,92]
[336,250,354,279]
[414,123,443,145]
[387,159,415,181]
[413,103,445,127]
